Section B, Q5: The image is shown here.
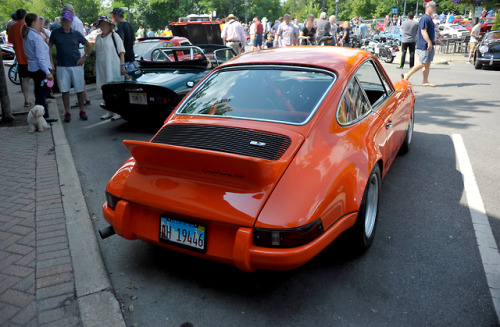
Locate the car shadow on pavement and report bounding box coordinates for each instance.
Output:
[111,131,498,326]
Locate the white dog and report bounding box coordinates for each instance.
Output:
[27,105,50,133]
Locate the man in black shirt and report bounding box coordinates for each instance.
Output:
[110,7,136,73]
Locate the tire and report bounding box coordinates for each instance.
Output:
[349,165,381,252]
[385,55,394,63]
[8,64,21,85]
[474,58,483,70]
[399,107,414,155]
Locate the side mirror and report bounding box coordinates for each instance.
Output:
[186,81,195,88]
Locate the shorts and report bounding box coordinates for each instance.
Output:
[469,42,478,55]
[57,66,84,93]
[253,34,263,47]
[417,48,435,64]
[18,64,29,79]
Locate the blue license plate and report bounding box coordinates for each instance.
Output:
[159,217,206,252]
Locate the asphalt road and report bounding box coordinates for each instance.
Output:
[60,61,500,327]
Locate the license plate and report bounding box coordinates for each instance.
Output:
[129,92,147,105]
[159,217,206,252]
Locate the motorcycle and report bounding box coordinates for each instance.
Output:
[361,36,398,63]
[1,44,15,61]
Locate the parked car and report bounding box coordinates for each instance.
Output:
[134,37,192,61]
[101,23,236,124]
[459,20,473,31]
[480,17,495,33]
[380,26,402,44]
[100,47,415,272]
[438,24,471,38]
[473,29,500,69]
[85,29,100,43]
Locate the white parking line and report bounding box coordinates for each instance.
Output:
[452,134,500,324]
[83,120,112,129]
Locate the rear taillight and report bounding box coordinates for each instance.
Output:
[105,191,121,210]
[254,219,324,248]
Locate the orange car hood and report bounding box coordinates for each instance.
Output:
[118,124,305,227]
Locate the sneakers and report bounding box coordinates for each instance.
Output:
[79,111,88,120]
[101,112,114,120]
[64,113,71,122]
[110,114,121,121]
[71,100,91,108]
[466,61,472,64]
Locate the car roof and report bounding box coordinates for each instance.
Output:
[220,46,372,76]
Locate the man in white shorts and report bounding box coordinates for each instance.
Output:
[49,10,92,122]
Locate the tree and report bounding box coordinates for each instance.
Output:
[0,54,14,123]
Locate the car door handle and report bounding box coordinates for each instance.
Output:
[386,121,392,129]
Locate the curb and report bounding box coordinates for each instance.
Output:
[48,99,126,327]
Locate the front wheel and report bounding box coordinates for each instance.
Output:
[385,55,394,63]
[8,64,21,85]
[474,57,483,70]
[399,107,414,154]
[349,165,381,252]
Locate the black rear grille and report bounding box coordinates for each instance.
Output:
[151,125,292,160]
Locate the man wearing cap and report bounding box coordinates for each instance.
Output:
[62,4,91,107]
[221,14,246,55]
[403,1,437,87]
[447,11,454,24]
[49,10,92,122]
[111,7,136,74]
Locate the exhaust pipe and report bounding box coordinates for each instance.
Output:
[99,226,116,239]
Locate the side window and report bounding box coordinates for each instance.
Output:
[337,78,371,125]
[355,61,389,108]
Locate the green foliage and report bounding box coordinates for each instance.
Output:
[493,14,500,29]
[1,0,101,29]
[282,0,321,21]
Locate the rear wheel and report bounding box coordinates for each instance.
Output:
[385,55,394,63]
[349,165,381,252]
[399,107,414,155]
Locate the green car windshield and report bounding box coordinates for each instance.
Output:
[177,67,335,125]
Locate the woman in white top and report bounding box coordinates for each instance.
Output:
[94,16,127,120]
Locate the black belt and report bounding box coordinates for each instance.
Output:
[226,40,241,43]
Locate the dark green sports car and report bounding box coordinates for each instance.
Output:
[101,23,236,124]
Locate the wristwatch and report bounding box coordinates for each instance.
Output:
[83,54,88,58]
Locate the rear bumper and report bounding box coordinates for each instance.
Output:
[102,200,358,272]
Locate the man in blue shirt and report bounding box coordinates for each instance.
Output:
[403,1,436,87]
[439,11,445,23]
[447,11,454,24]
[49,11,92,122]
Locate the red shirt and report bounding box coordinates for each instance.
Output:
[8,21,28,65]
[255,21,264,35]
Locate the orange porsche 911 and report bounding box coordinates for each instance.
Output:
[101,47,415,272]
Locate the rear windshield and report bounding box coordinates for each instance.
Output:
[177,67,335,124]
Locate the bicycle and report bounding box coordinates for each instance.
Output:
[7,56,21,86]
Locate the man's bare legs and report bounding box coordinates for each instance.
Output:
[62,92,71,114]
[62,92,85,116]
[22,77,31,106]
[402,63,424,81]
[403,62,434,86]
[422,62,432,84]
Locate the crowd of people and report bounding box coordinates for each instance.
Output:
[4,5,136,122]
[2,3,498,121]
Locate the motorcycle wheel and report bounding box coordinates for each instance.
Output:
[385,56,394,63]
